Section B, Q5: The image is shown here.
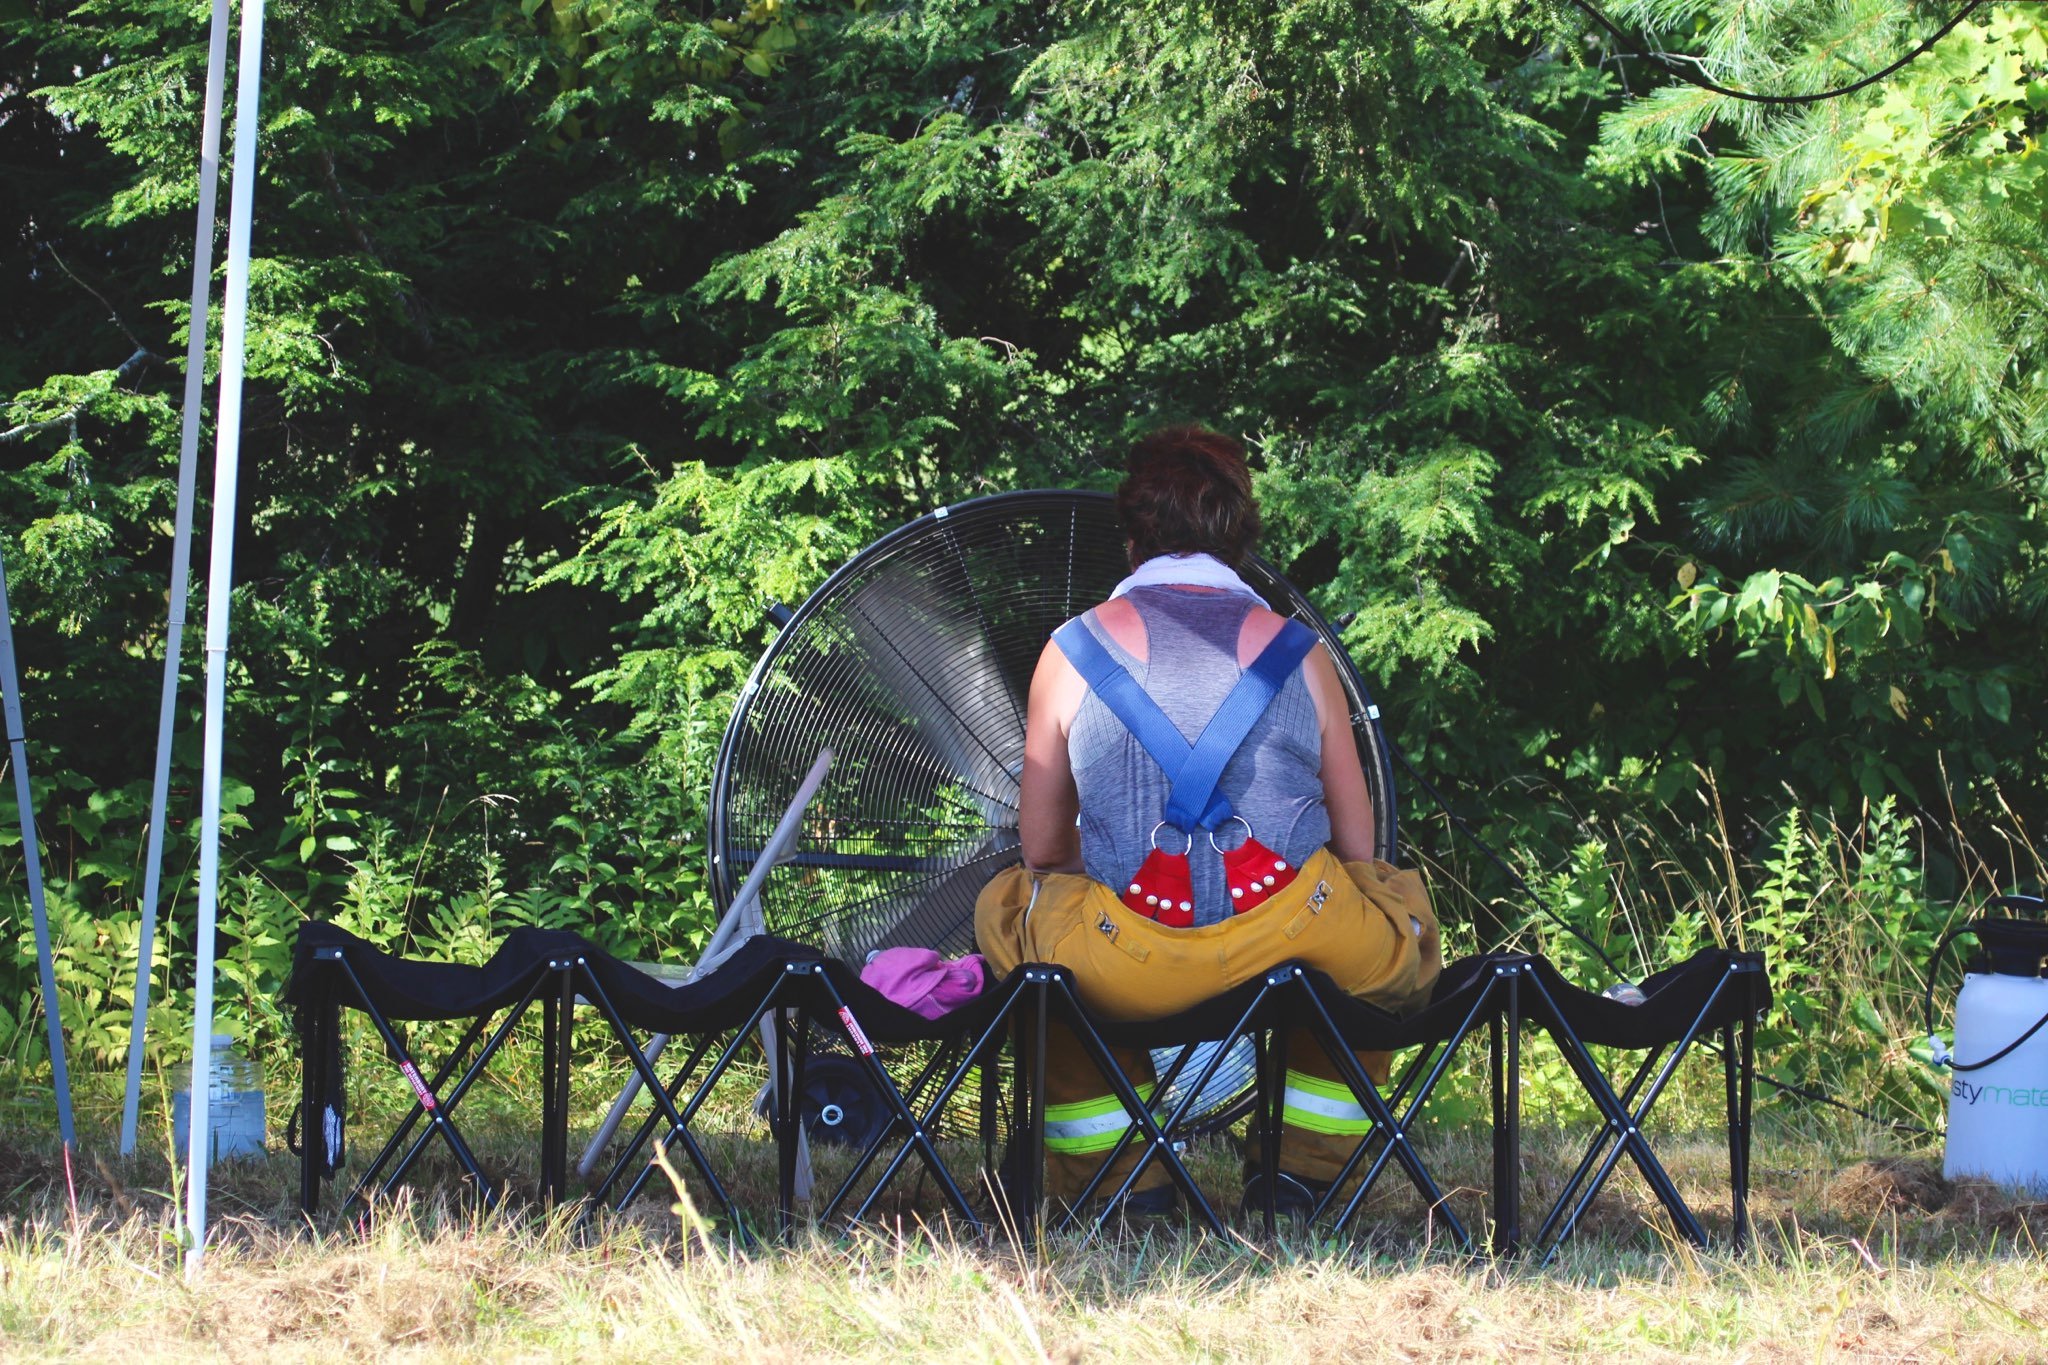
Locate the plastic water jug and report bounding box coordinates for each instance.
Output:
[1931,900,2048,1194]
[172,1033,267,1161]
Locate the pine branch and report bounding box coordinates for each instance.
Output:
[1568,0,1990,104]
[0,350,158,445]
[0,414,77,446]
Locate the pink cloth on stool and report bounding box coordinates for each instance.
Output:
[860,947,986,1019]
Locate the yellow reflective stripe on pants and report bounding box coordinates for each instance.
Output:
[1281,1069,1373,1136]
[1044,1084,1157,1153]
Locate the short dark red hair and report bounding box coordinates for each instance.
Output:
[1116,425,1260,568]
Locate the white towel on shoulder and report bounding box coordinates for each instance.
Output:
[1109,552,1270,608]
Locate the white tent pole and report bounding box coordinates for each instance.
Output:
[184,0,265,1280]
[0,550,77,1150]
[120,0,232,1158]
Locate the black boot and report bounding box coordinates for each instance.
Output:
[1239,1170,1331,1226]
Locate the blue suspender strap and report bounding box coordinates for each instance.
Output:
[1052,620,1232,829]
[1161,619,1318,830]
[1050,618,1195,776]
[1052,616,1320,832]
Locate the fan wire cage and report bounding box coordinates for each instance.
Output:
[709,490,1396,1139]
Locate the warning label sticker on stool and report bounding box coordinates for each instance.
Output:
[400,1060,438,1110]
[838,1007,875,1056]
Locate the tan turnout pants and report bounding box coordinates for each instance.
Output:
[974,847,1443,1201]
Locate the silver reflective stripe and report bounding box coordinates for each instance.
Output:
[1282,1084,1369,1124]
[1044,1108,1135,1145]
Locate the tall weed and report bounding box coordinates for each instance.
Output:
[1412,784,2024,1134]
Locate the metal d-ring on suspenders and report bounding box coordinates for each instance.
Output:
[1053,615,1321,928]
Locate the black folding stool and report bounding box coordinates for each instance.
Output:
[815,961,1236,1238]
[1237,953,1551,1250]
[768,955,1014,1235]
[290,921,582,1214]
[569,935,833,1235]
[967,960,1488,1243]
[1051,953,1530,1249]
[1049,971,1304,1238]
[1508,948,1771,1259]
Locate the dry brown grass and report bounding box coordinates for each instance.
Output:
[0,1114,2043,1362]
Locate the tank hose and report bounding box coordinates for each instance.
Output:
[1922,899,2048,1073]
[1946,1009,2048,1073]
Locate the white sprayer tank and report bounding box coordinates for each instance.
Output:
[1944,966,2048,1195]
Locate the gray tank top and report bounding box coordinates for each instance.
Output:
[1069,586,1330,926]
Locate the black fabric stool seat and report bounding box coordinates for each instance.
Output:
[1523,949,1768,1047]
[578,934,821,1032]
[294,920,561,1019]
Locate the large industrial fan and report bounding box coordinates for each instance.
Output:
[708,489,1398,1132]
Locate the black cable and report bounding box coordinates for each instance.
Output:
[1562,0,1990,105]
[1384,732,1938,1138]
[1748,1072,1937,1138]
[1950,1007,2048,1073]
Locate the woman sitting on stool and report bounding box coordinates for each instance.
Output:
[975,423,1442,1217]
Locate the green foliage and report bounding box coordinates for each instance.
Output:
[1591,1,2046,813]
[0,0,2043,1147]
